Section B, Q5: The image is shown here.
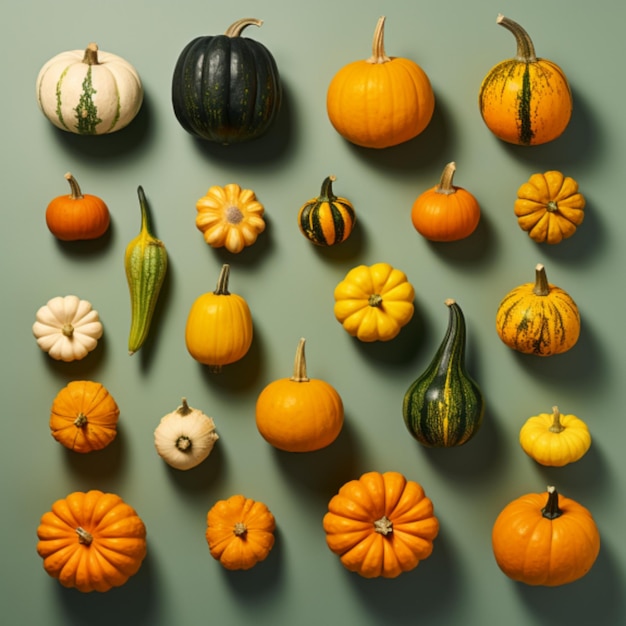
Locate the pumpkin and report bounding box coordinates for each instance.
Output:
[410,162,481,242]
[255,338,344,452]
[333,262,415,342]
[492,486,600,586]
[496,263,580,356]
[206,495,276,570]
[403,299,484,447]
[32,295,103,362]
[45,172,110,241]
[519,406,591,467]
[49,381,120,453]
[172,18,282,144]
[185,264,253,372]
[196,183,266,253]
[36,490,147,592]
[36,43,143,135]
[479,15,572,146]
[326,16,435,149]
[125,186,168,355]
[298,175,356,246]
[323,471,439,578]
[154,398,219,470]
[514,170,586,244]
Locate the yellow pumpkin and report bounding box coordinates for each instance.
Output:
[333,263,415,342]
[519,406,591,467]
[514,171,585,244]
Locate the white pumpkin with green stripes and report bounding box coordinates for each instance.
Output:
[36,43,143,135]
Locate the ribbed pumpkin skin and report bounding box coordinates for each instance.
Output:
[403,300,484,447]
[171,19,281,144]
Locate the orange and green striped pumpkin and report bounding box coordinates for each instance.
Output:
[298,176,356,246]
[496,264,580,356]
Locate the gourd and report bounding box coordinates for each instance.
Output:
[327,16,435,149]
[492,486,600,586]
[36,43,143,135]
[495,263,580,356]
[479,15,572,145]
[125,186,168,355]
[333,262,415,342]
[172,18,282,144]
[298,175,356,246]
[46,172,110,241]
[185,264,253,372]
[323,471,439,578]
[514,170,585,244]
[255,338,344,452]
[519,406,591,467]
[403,299,484,447]
[195,183,266,253]
[32,295,103,362]
[154,398,219,470]
[49,381,120,453]
[206,494,276,570]
[36,490,147,592]
[410,162,481,242]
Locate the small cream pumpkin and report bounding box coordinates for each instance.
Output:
[32,295,103,362]
[154,398,219,470]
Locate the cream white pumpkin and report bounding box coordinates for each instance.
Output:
[36,43,143,135]
[154,398,219,470]
[32,295,103,362]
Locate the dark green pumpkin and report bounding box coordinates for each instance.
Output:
[298,176,356,246]
[171,18,281,144]
[402,299,484,447]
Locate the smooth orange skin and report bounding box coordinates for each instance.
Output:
[46,193,110,241]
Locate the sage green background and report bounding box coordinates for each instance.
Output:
[1,0,625,624]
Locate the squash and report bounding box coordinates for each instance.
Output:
[36,490,147,592]
[154,398,219,470]
[479,15,572,145]
[195,183,266,253]
[326,16,435,149]
[255,338,344,452]
[46,172,110,241]
[206,495,276,570]
[172,18,282,144]
[125,186,168,355]
[36,43,143,135]
[333,262,415,342]
[50,381,119,453]
[519,406,591,467]
[298,175,356,246]
[410,162,481,242]
[32,295,103,362]
[492,486,600,586]
[323,471,439,578]
[403,299,484,447]
[496,263,580,356]
[185,264,253,372]
[514,170,585,244]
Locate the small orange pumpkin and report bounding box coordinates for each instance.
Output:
[49,381,120,453]
[46,172,110,241]
[411,162,481,242]
[206,494,276,570]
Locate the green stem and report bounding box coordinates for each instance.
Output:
[214,264,231,296]
[64,173,83,199]
[497,14,537,62]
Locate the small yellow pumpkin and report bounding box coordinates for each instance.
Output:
[195,183,266,253]
[519,406,591,467]
[333,262,415,342]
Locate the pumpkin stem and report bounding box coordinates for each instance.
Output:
[214,264,231,296]
[532,263,550,296]
[64,172,84,200]
[496,14,537,63]
[368,294,383,307]
[436,162,458,196]
[82,42,100,65]
[62,323,74,338]
[233,521,248,537]
[374,515,393,535]
[226,206,244,224]
[541,486,563,520]
[224,18,263,38]
[319,175,337,201]
[367,16,391,64]
[549,406,565,433]
[74,412,88,428]
[136,185,157,238]
[76,527,94,545]
[290,338,310,382]
[175,435,192,451]
[177,398,193,416]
